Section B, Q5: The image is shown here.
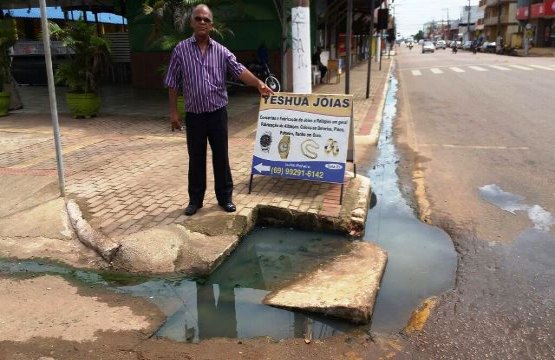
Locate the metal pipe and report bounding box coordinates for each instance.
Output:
[39,0,65,197]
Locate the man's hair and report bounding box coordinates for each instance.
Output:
[191,4,213,21]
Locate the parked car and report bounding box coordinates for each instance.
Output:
[435,40,447,49]
[455,41,463,49]
[480,41,496,53]
[422,41,435,53]
[463,41,473,50]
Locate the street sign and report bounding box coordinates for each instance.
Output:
[250,93,354,188]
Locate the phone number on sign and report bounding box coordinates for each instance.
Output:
[271,166,324,179]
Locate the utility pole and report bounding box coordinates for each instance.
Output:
[443,8,450,39]
[292,0,311,93]
[345,0,352,94]
[524,0,531,56]
[467,0,471,41]
[366,0,375,99]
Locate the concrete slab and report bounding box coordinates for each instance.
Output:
[111,225,240,276]
[111,225,187,273]
[0,198,73,240]
[263,241,387,324]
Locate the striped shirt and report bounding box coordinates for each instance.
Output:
[164,36,246,114]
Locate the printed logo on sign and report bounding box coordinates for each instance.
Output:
[325,163,343,170]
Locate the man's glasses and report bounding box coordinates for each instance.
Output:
[194,16,212,24]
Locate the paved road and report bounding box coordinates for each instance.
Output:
[396,46,555,358]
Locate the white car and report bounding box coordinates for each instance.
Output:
[435,40,447,49]
[422,41,435,53]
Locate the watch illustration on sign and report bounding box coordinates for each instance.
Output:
[259,131,272,153]
[278,135,291,159]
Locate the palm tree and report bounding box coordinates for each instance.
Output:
[142,0,237,51]
[49,20,111,94]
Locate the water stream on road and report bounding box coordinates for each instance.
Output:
[363,74,457,333]
[0,71,458,341]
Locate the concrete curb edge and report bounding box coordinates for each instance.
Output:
[66,199,120,263]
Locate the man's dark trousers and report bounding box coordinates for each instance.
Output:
[185,107,233,206]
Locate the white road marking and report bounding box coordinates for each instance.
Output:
[420,144,529,150]
[468,66,488,72]
[529,65,554,71]
[489,65,510,71]
[412,70,422,76]
[430,68,443,74]
[450,67,465,73]
[510,65,533,71]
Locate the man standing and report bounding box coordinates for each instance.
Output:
[165,4,273,216]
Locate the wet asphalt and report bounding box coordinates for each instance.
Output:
[405,222,554,359]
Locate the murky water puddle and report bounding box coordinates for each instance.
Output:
[0,229,357,342]
[479,184,554,232]
[363,74,457,333]
[479,184,555,299]
[0,70,459,341]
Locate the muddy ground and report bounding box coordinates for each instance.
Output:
[0,272,404,359]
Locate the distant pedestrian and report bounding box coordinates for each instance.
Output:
[165,4,273,216]
[312,47,328,80]
[496,35,503,53]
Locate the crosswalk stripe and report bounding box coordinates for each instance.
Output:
[489,65,510,71]
[468,66,488,72]
[529,65,554,71]
[409,64,555,77]
[510,65,533,70]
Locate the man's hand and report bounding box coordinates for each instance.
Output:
[238,70,274,97]
[257,81,274,97]
[168,88,182,131]
[170,113,182,131]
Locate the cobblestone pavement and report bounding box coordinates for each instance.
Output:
[1,58,391,238]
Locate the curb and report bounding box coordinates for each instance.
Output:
[66,199,120,263]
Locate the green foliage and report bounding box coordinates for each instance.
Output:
[48,20,111,94]
[414,30,424,42]
[141,0,236,51]
[0,18,17,91]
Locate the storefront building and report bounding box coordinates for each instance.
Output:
[517,0,555,47]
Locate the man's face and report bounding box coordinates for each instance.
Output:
[191,7,213,37]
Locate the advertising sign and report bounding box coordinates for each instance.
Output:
[251,93,353,184]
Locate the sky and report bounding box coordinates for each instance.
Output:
[392,0,477,38]
[2,7,127,24]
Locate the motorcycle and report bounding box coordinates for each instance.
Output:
[452,45,458,54]
[227,62,281,94]
[408,43,413,50]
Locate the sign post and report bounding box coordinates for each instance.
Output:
[249,93,355,204]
